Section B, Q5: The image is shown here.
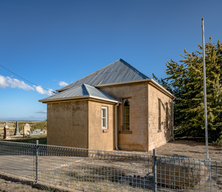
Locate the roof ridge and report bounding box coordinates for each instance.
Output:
[81,84,90,96]
[119,58,149,79]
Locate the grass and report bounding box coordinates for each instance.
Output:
[38,159,152,192]
[64,165,129,182]
[6,135,47,144]
[0,121,47,132]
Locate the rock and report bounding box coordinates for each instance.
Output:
[23,123,30,137]
[3,122,10,139]
[156,155,210,190]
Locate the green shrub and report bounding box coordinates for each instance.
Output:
[212,132,222,146]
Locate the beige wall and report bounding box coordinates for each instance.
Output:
[100,83,148,151]
[88,101,114,151]
[46,81,173,152]
[47,100,88,148]
[148,84,173,150]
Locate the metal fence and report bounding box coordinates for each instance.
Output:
[0,140,221,192]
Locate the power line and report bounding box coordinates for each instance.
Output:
[0,64,55,93]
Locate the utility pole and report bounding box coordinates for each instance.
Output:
[202,18,209,160]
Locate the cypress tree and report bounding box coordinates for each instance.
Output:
[153,38,222,141]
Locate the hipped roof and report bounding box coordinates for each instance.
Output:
[57,58,149,92]
[40,58,175,103]
[39,83,120,103]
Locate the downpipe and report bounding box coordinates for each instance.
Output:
[115,103,120,150]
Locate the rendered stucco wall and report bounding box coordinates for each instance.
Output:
[47,100,88,148]
[99,83,148,151]
[148,84,173,150]
[88,101,114,151]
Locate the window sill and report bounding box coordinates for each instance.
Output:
[158,129,162,133]
[103,129,109,133]
[119,131,132,134]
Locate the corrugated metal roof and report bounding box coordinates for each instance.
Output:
[40,84,119,103]
[57,58,149,92]
[84,84,119,101]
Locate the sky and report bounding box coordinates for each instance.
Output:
[1,0,222,121]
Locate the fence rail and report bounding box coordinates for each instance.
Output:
[0,140,221,192]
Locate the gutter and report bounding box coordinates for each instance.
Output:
[39,95,120,104]
[115,103,120,150]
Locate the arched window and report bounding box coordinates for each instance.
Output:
[123,99,130,131]
[158,98,161,131]
[166,102,168,130]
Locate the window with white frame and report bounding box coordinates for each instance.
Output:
[101,107,108,129]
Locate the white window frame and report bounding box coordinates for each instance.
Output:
[101,107,108,129]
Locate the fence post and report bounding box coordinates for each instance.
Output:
[36,140,39,183]
[153,149,157,192]
[205,158,212,181]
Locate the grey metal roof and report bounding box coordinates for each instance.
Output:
[57,59,149,92]
[40,84,119,103]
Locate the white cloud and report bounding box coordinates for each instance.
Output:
[0,75,54,96]
[59,81,68,87]
[34,85,53,96]
[0,75,9,88]
[36,110,47,114]
[0,75,34,90]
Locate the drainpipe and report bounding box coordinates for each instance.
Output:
[115,103,120,150]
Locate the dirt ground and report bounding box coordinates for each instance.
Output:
[0,139,221,192]
[147,139,222,162]
[0,177,56,192]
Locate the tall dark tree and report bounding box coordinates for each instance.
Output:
[153,38,222,141]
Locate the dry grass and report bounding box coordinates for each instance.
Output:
[148,139,222,162]
[0,122,16,136]
[38,157,153,192]
[0,138,221,191]
[0,121,46,138]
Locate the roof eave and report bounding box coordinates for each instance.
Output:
[39,95,89,103]
[95,79,149,87]
[89,95,120,103]
[95,79,175,100]
[54,79,175,100]
[39,95,120,104]
[148,79,176,100]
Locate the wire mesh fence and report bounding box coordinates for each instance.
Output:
[0,141,36,180]
[0,140,221,192]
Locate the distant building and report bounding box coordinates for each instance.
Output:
[39,59,175,151]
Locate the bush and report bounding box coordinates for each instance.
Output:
[212,132,222,146]
[31,121,47,131]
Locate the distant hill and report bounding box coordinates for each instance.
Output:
[0,120,42,122]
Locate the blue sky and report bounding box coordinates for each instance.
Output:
[1,0,222,121]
